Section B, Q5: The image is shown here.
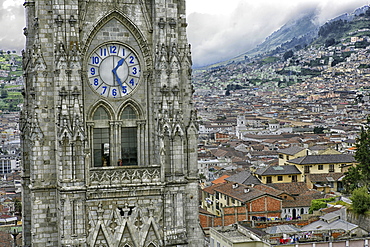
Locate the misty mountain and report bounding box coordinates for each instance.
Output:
[200,5,369,69]
[246,10,319,58]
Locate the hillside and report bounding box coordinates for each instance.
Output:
[192,5,370,92]
[0,52,23,112]
[197,5,370,71]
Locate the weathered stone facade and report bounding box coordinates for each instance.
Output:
[21,0,203,246]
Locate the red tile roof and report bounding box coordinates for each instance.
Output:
[212,175,230,184]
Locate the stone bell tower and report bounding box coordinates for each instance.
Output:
[21,0,203,246]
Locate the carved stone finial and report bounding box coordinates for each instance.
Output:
[158,18,165,29]
[23,27,28,36]
[33,17,39,29]
[55,15,63,27]
[69,15,77,27]
[169,18,176,29]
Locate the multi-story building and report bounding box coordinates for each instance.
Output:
[0,155,19,174]
[201,182,282,221]
[286,154,357,191]
[278,146,306,166]
[254,165,302,184]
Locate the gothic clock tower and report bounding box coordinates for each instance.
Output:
[21,1,203,246]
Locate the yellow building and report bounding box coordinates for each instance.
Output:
[254,165,303,184]
[286,154,357,192]
[286,154,357,175]
[278,146,306,166]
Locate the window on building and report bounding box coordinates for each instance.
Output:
[291,175,297,182]
[93,128,110,167]
[286,155,290,160]
[93,107,110,167]
[329,164,335,172]
[278,176,283,181]
[304,166,310,174]
[210,238,214,247]
[91,104,140,167]
[318,164,323,170]
[279,154,283,159]
[120,106,138,166]
[266,176,272,183]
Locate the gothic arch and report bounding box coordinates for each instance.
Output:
[118,99,144,120]
[82,10,153,70]
[173,124,184,137]
[88,100,114,121]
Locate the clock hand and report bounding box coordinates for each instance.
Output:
[112,68,124,90]
[115,58,125,68]
[112,58,125,88]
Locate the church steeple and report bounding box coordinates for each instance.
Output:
[22,0,203,246]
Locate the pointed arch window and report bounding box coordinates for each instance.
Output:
[120,106,138,166]
[93,106,110,167]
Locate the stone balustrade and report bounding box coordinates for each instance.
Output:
[89,166,161,187]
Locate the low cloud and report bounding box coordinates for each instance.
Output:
[0,0,368,64]
[187,0,369,67]
[0,0,25,53]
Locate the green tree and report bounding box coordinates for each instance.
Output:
[14,199,22,215]
[350,186,370,214]
[343,116,370,192]
[283,50,294,60]
[309,197,336,214]
[313,126,325,134]
[325,38,336,47]
[0,89,8,99]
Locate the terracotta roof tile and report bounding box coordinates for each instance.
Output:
[212,175,230,184]
[268,182,310,196]
[283,191,324,208]
[212,183,281,203]
[307,173,344,182]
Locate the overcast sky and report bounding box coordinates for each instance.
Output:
[1,0,369,67]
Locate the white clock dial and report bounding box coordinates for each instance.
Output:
[87,43,141,98]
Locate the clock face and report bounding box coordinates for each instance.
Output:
[87,43,141,98]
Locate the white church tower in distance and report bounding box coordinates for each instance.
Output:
[21,0,203,246]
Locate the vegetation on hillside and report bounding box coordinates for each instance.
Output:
[343,116,370,193]
[0,52,23,112]
[314,9,370,47]
[309,197,336,214]
[350,187,370,214]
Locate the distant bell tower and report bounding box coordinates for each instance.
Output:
[21,0,203,246]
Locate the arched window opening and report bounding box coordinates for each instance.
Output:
[93,106,109,120]
[93,106,110,167]
[119,105,138,166]
[121,105,137,120]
